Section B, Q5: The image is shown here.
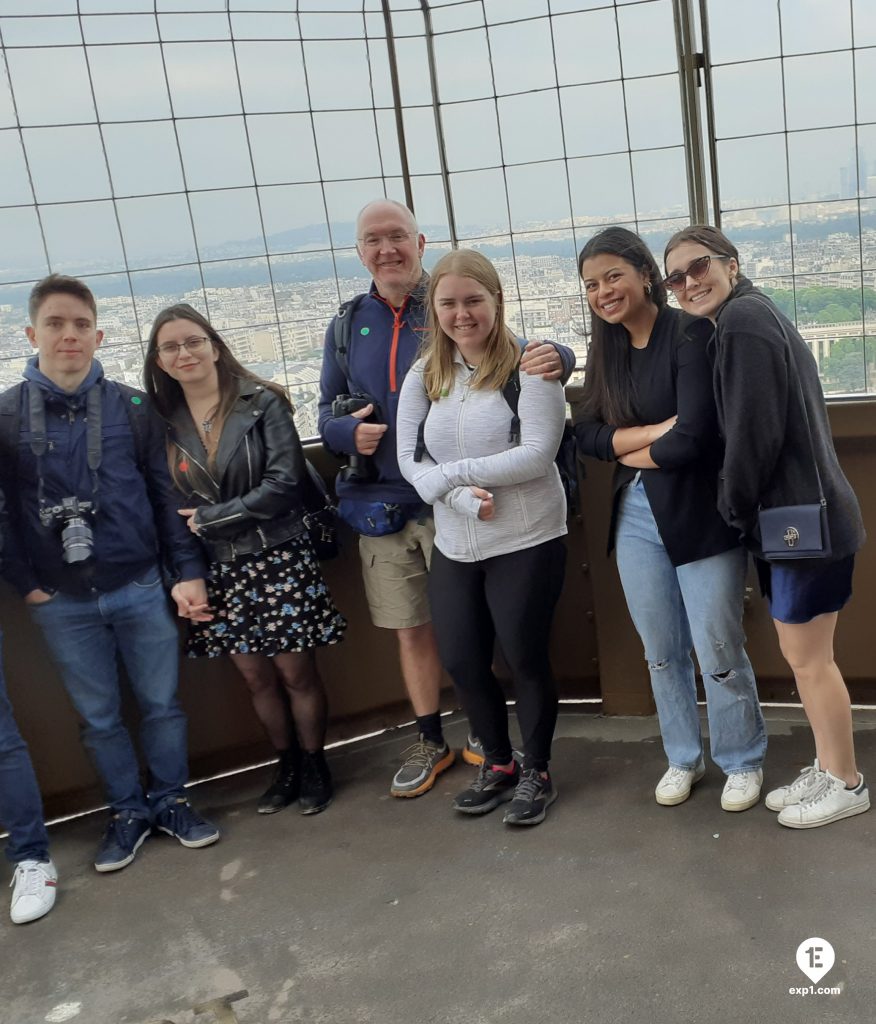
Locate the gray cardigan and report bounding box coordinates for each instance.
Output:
[397,352,568,563]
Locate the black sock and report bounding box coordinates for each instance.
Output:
[416,711,443,745]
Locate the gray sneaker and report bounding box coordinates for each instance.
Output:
[391,735,455,798]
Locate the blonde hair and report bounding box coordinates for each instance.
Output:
[423,249,519,401]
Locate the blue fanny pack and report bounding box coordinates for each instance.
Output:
[337,499,425,538]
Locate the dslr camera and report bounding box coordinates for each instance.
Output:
[39,496,95,565]
[332,393,383,484]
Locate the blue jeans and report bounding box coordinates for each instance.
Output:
[28,566,188,818]
[615,478,767,773]
[0,633,50,863]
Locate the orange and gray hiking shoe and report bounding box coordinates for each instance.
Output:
[390,735,455,798]
[462,735,486,766]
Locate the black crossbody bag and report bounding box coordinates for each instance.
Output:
[752,300,831,561]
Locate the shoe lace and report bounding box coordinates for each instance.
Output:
[785,765,817,791]
[11,862,46,898]
[398,738,438,771]
[725,771,754,792]
[106,814,137,843]
[663,766,692,785]
[512,768,544,802]
[166,800,204,828]
[273,759,297,787]
[463,761,508,792]
[796,771,835,807]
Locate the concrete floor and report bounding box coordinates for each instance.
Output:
[3,708,875,1024]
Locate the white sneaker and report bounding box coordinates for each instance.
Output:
[721,768,763,812]
[655,762,706,806]
[765,759,821,812]
[778,770,870,829]
[9,859,58,925]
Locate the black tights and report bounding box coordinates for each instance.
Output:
[230,650,328,753]
[428,538,566,771]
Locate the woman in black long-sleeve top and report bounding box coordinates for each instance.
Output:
[145,304,346,817]
[665,225,868,830]
[575,227,766,812]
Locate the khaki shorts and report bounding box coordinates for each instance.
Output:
[358,515,435,629]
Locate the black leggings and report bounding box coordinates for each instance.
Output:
[428,538,566,771]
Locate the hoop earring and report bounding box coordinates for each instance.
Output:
[644,282,652,296]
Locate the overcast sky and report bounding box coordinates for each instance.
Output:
[1,0,875,285]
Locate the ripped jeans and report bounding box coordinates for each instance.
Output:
[615,478,767,774]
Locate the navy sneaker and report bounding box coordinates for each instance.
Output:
[453,762,519,815]
[503,768,558,826]
[153,799,220,849]
[94,814,151,873]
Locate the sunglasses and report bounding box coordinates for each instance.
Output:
[663,254,730,292]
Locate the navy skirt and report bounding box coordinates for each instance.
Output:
[755,555,855,624]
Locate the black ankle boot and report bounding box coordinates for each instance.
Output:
[257,748,300,814]
[298,750,333,815]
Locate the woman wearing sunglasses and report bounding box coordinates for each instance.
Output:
[664,226,868,829]
[575,227,766,811]
[145,304,346,817]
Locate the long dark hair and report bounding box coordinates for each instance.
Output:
[144,304,290,433]
[577,227,666,426]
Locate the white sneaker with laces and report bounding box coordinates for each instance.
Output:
[778,769,870,829]
[721,768,763,812]
[655,762,706,806]
[765,759,821,811]
[10,859,58,924]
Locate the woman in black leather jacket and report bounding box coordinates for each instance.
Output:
[145,304,346,816]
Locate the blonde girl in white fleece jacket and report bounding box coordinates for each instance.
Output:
[397,249,567,827]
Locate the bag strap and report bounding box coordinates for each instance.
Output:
[747,295,825,504]
[332,293,366,393]
[501,365,522,445]
[413,360,523,464]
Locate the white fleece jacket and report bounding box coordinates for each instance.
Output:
[396,353,568,563]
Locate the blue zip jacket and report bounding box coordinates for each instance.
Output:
[317,275,577,503]
[0,357,206,596]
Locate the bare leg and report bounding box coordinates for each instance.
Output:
[230,653,295,752]
[273,650,328,752]
[773,612,858,785]
[396,622,444,716]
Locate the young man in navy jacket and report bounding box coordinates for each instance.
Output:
[0,275,219,873]
[318,200,574,797]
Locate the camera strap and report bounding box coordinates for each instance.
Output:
[28,382,103,514]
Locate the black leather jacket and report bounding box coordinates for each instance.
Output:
[168,380,308,562]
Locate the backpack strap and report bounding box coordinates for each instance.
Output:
[501,367,522,445]
[0,383,23,475]
[111,381,150,471]
[413,418,428,463]
[414,364,523,464]
[332,293,366,390]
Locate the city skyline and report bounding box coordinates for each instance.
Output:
[2,0,875,408]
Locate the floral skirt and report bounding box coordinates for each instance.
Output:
[186,535,347,658]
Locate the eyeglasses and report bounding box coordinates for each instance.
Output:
[357,231,413,250]
[663,254,730,292]
[157,336,210,359]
